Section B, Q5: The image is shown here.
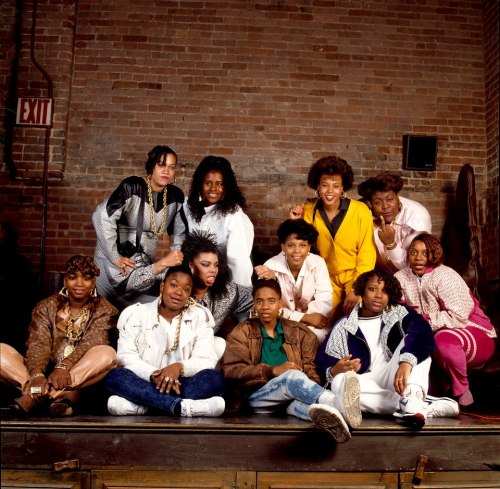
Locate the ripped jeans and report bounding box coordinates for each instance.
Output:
[248,370,325,421]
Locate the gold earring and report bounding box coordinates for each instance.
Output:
[341,191,347,199]
[249,308,259,319]
[91,287,98,297]
[314,190,320,199]
[59,286,68,298]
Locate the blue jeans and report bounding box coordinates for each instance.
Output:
[248,370,325,421]
[106,368,225,415]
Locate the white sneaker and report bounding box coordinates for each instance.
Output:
[180,396,225,417]
[107,395,148,415]
[308,404,351,443]
[393,384,426,429]
[425,395,460,418]
[336,371,362,429]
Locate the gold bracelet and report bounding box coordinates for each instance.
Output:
[55,363,70,371]
[31,372,45,380]
[385,242,397,250]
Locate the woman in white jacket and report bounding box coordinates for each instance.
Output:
[105,265,225,417]
[358,173,432,273]
[184,156,254,287]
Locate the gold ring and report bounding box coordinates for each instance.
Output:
[165,377,170,382]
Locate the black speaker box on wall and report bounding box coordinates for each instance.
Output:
[402,135,438,170]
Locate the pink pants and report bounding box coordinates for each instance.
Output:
[433,326,496,397]
[0,343,116,400]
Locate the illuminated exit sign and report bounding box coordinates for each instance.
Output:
[16,97,53,127]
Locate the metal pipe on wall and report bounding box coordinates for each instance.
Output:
[29,0,54,294]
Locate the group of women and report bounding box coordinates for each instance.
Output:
[0,146,496,421]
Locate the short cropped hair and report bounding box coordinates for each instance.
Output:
[307,155,354,191]
[358,173,404,201]
[410,233,444,267]
[163,264,193,282]
[144,145,177,175]
[252,278,282,298]
[276,219,318,245]
[64,255,100,278]
[353,268,402,306]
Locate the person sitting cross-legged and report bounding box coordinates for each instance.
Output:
[223,278,361,443]
[106,265,225,417]
[316,269,459,430]
[0,255,117,417]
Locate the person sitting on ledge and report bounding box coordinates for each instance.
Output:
[92,145,186,309]
[181,230,253,336]
[395,233,497,408]
[254,218,333,343]
[316,269,459,430]
[106,265,226,417]
[223,278,359,443]
[357,173,432,274]
[0,255,118,417]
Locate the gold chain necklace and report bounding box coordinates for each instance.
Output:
[157,298,195,354]
[147,176,168,238]
[63,304,90,358]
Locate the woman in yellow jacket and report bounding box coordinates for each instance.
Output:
[290,156,376,321]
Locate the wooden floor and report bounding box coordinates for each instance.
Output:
[2,408,500,473]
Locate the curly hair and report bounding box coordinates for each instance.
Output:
[181,230,229,300]
[357,173,404,201]
[252,278,282,298]
[187,155,246,222]
[307,155,354,191]
[410,233,444,267]
[64,255,100,278]
[144,145,177,175]
[353,268,402,306]
[276,218,318,245]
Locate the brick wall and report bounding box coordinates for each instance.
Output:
[483,0,499,282]
[1,0,498,287]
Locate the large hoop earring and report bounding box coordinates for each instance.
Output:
[59,286,69,298]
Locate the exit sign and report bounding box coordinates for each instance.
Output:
[16,97,53,127]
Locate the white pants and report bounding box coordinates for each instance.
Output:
[330,339,431,414]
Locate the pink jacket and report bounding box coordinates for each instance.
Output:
[395,264,496,338]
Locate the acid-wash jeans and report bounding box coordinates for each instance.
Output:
[248,369,325,421]
[106,367,225,415]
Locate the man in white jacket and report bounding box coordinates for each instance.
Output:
[106,265,225,417]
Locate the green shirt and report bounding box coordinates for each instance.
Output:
[259,319,288,366]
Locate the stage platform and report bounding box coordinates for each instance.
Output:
[2,408,500,489]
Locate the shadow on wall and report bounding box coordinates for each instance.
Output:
[0,221,38,354]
